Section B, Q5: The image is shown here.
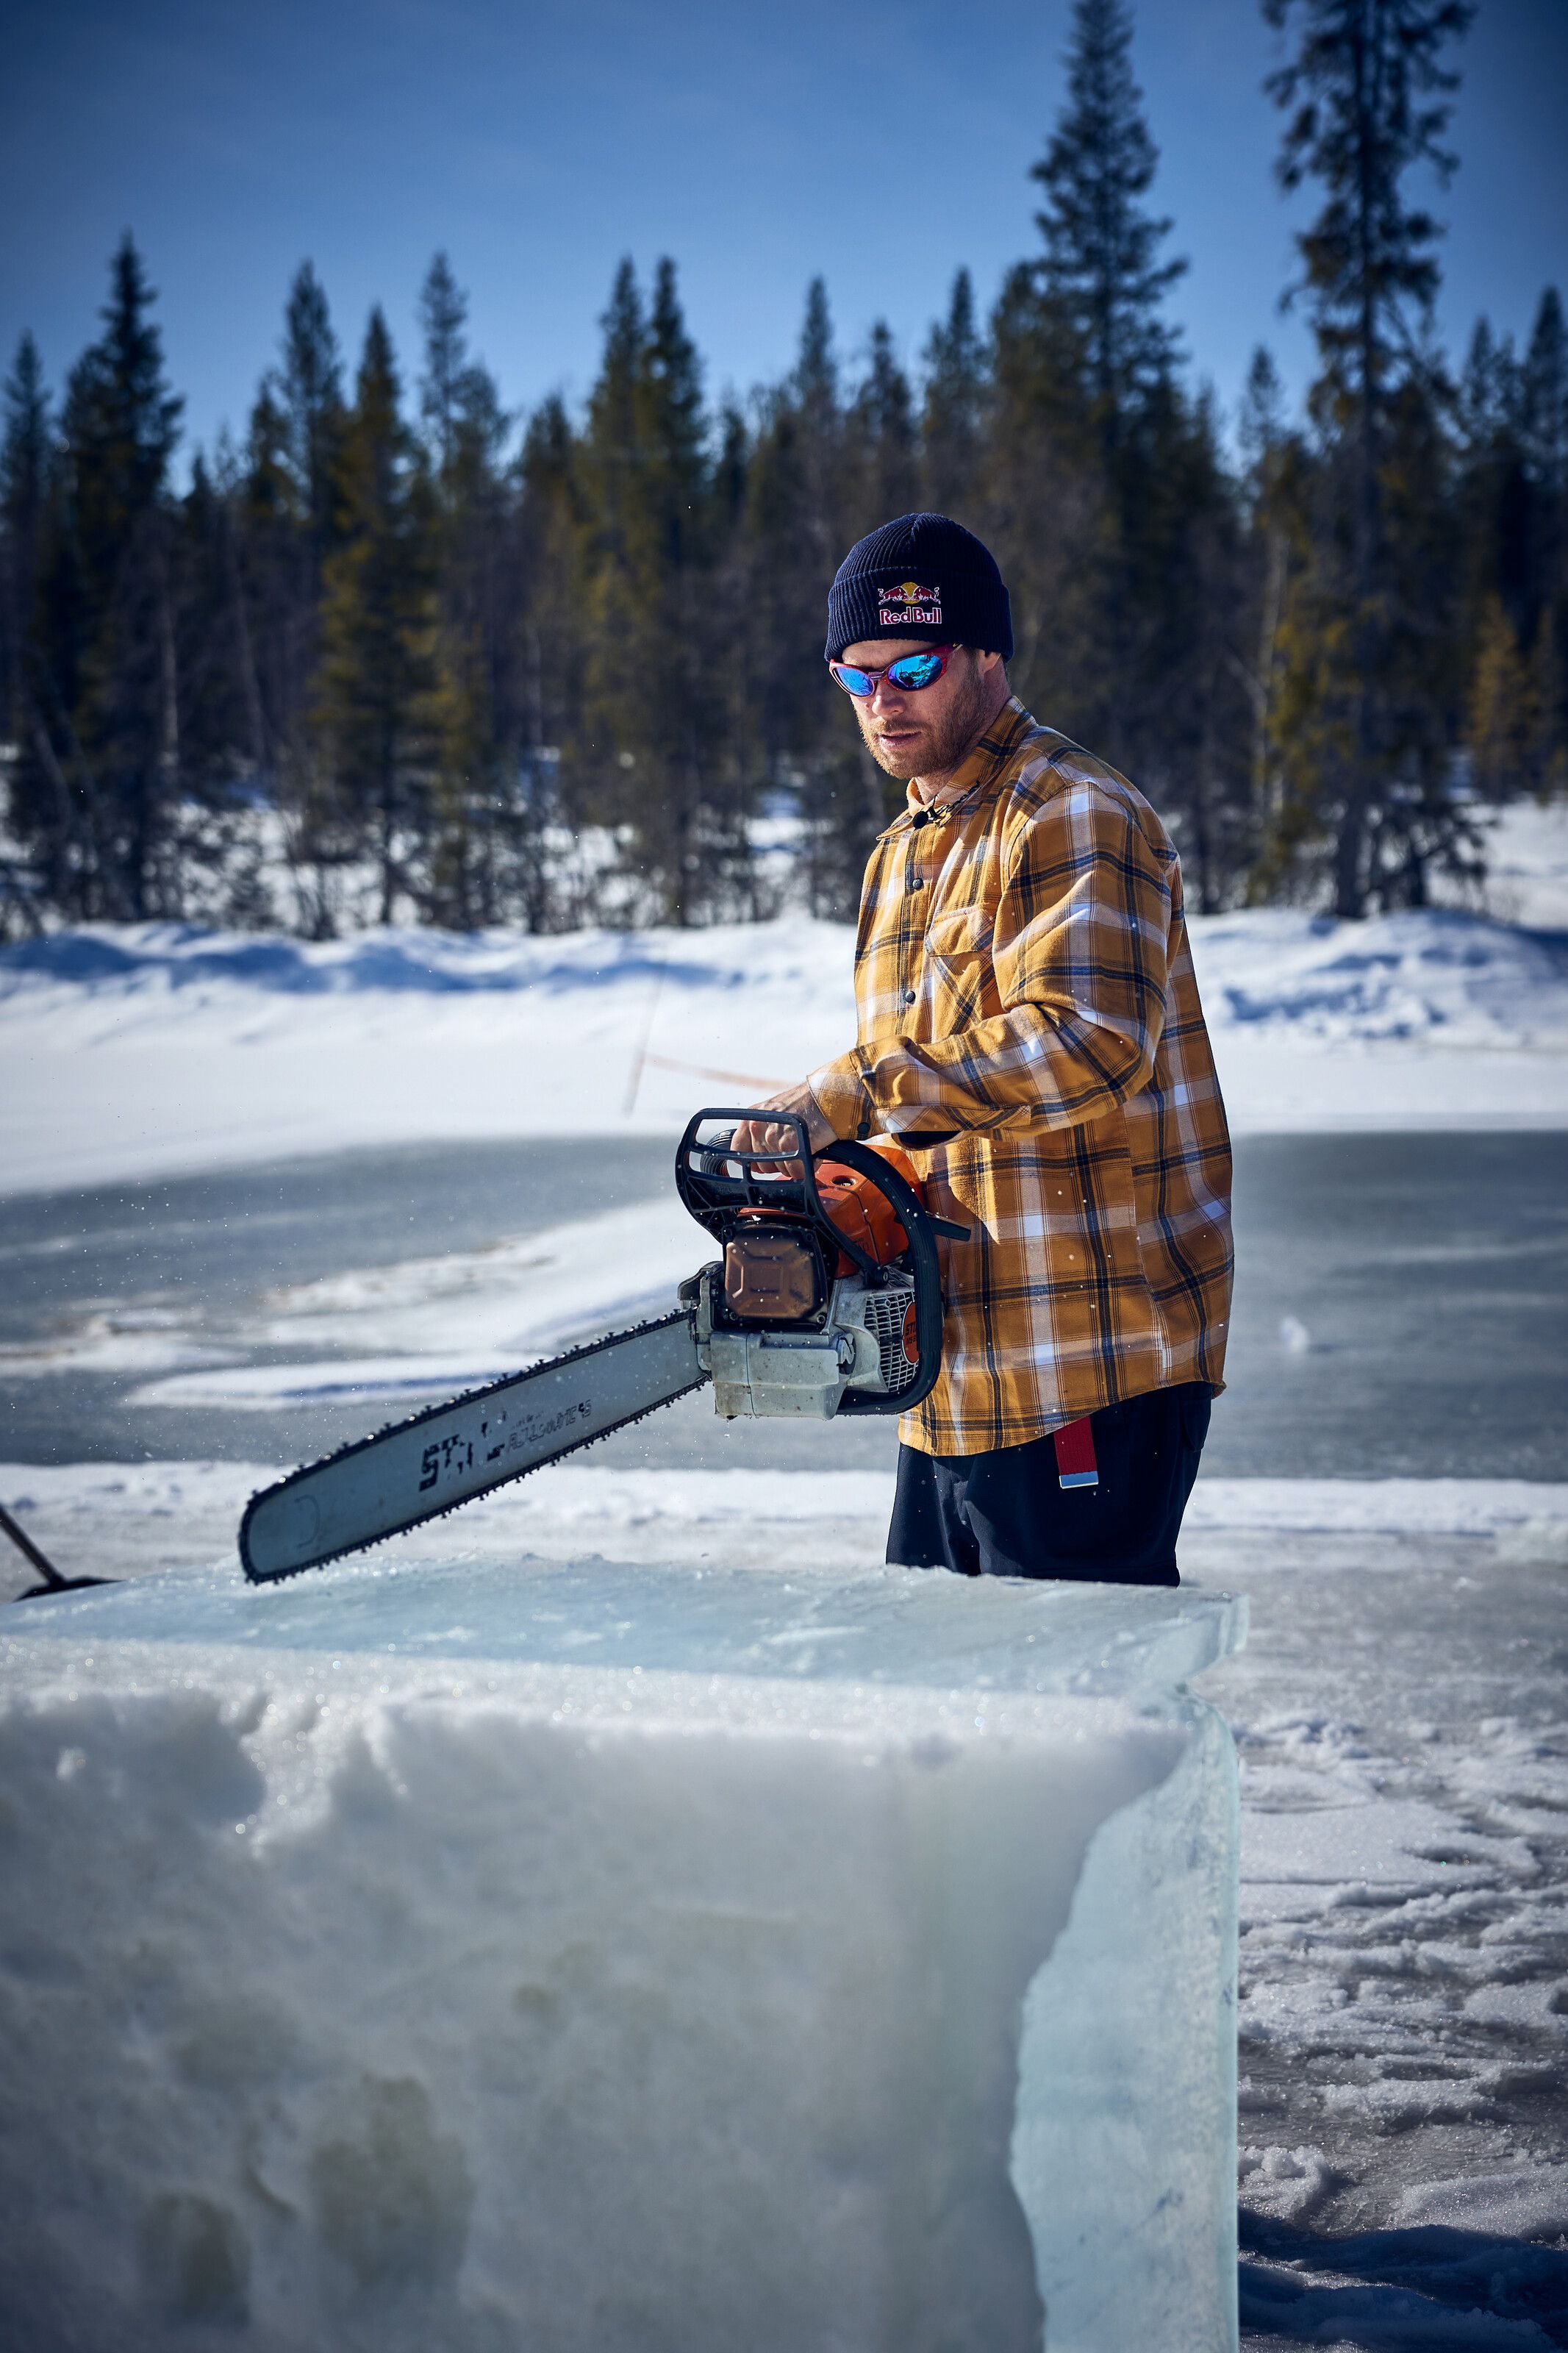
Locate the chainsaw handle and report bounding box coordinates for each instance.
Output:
[675,1106,836,1222]
[813,1138,948,1418]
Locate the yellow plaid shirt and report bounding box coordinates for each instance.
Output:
[809,697,1233,1456]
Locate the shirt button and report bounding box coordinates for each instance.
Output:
[903,990,917,1006]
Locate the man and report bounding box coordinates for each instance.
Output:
[736,511,1232,1585]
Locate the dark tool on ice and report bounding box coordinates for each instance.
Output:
[1,1499,117,1603]
[239,1111,968,1583]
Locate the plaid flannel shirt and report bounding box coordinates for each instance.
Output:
[809,697,1233,1456]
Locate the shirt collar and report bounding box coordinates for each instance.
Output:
[890,696,1038,834]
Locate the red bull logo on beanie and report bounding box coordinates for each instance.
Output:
[878,580,942,627]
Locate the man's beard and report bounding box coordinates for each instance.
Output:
[858,657,993,781]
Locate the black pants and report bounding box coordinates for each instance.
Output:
[887,1382,1212,1585]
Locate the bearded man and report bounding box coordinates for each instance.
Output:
[736,512,1234,1585]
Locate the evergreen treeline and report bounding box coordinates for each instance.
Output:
[1,0,1563,940]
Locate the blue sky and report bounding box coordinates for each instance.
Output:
[4,0,1564,462]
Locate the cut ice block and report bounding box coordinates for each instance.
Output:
[0,1549,1245,2352]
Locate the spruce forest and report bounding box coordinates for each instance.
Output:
[1,0,1563,941]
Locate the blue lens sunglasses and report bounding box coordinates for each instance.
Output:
[828,645,956,699]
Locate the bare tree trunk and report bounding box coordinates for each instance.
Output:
[223,501,268,776]
[1255,529,1286,825]
[1337,0,1384,921]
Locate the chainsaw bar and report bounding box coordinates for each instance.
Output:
[239,1310,706,1584]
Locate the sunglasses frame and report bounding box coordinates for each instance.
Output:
[828,643,959,699]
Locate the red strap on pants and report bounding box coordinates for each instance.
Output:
[1053,1415,1099,1490]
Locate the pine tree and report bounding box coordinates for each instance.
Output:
[735,279,889,915]
[982,261,1101,714]
[784,280,852,651]
[1451,315,1526,749]
[418,252,470,479]
[278,263,344,562]
[1236,346,1290,850]
[235,379,293,778]
[849,323,917,529]
[515,393,583,926]
[1467,592,1532,799]
[1,340,51,722]
[795,279,840,467]
[1523,290,1567,499]
[1,334,51,642]
[921,270,986,518]
[234,265,348,918]
[160,444,277,923]
[416,253,519,927]
[1031,0,1186,427]
[1264,0,1475,913]
[1447,293,1568,808]
[1016,0,1188,763]
[14,237,184,917]
[581,257,644,590]
[0,335,54,930]
[1006,1,1252,899]
[576,257,736,921]
[71,237,186,914]
[1522,288,1567,784]
[642,257,732,913]
[315,309,435,924]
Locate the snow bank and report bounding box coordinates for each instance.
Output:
[1190,905,1568,1049]
[0,1552,1244,2352]
[3,901,1566,1193]
[1459,795,1568,933]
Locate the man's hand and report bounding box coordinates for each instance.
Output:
[730,1082,836,1171]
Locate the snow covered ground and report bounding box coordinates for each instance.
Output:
[1453,797,1568,934]
[3,870,1567,1197]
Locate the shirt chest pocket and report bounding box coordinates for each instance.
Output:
[920,904,997,1034]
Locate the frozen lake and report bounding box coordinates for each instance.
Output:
[1,1129,1566,1477]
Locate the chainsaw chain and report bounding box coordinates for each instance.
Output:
[238,1310,706,1582]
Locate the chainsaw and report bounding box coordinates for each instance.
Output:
[239,1110,968,1582]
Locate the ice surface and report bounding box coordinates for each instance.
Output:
[0,1549,1244,2351]
[7,1540,1245,1693]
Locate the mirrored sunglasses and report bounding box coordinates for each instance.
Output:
[828,645,956,699]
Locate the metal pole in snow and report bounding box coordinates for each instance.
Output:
[0,1502,115,1600]
[0,1501,68,1590]
[623,955,666,1117]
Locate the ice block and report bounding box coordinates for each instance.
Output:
[0,1548,1245,2351]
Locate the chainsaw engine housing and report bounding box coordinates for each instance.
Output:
[674,1110,960,1421]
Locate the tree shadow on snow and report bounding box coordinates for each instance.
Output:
[1239,2207,1568,2348]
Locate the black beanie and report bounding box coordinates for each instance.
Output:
[824,511,1013,665]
